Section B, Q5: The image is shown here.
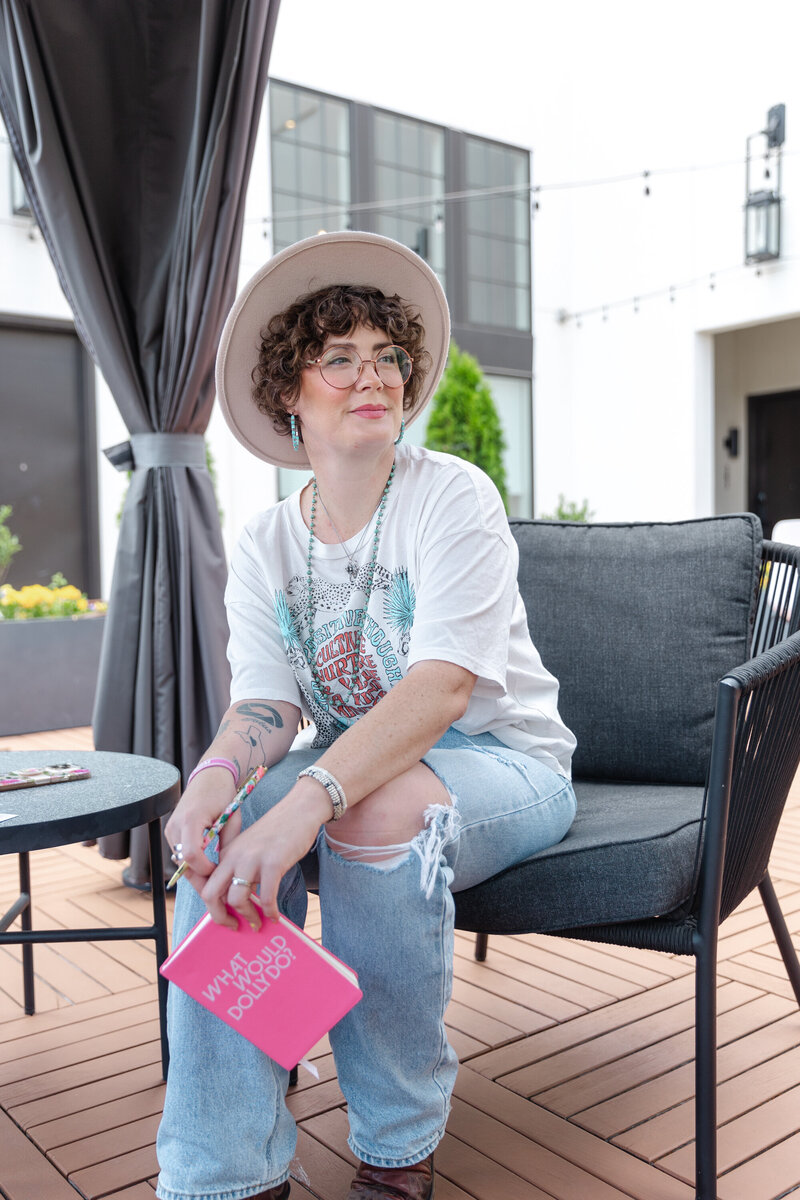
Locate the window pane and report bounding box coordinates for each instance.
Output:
[372,109,446,290]
[270,82,350,251]
[464,136,530,331]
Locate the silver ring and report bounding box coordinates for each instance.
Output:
[231,876,254,890]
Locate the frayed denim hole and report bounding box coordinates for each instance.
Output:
[319,828,414,875]
[411,803,461,898]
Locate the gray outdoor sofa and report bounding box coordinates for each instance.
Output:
[453,513,800,1199]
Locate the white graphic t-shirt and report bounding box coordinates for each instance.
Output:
[225,444,576,778]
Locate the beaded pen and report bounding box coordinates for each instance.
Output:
[166,764,267,889]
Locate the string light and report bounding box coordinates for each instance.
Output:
[243,149,799,230]
[554,255,800,326]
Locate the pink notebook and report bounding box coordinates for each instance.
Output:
[160,908,362,1069]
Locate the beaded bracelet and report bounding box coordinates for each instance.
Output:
[297,766,347,821]
[187,757,239,787]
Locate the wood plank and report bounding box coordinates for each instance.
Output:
[458,932,644,1001]
[0,1109,79,1200]
[2,1042,162,1110]
[447,1096,633,1199]
[0,1019,161,1088]
[11,1063,165,1128]
[607,1014,800,1157]
[49,1112,161,1175]
[293,1125,358,1199]
[444,997,524,1047]
[0,1017,160,1094]
[450,977,554,1035]
[716,1131,800,1200]
[658,1082,800,1180]
[286,1078,346,1123]
[0,1000,158,1069]
[0,985,157,1048]
[587,1003,800,1142]
[540,988,789,1119]
[101,1186,159,1200]
[29,1085,166,1154]
[613,1045,800,1161]
[719,959,800,1002]
[455,1066,695,1200]
[469,973,697,1081]
[453,937,616,1010]
[69,1142,159,1198]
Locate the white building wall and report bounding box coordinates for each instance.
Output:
[3,0,800,585]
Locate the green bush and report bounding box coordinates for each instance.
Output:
[0,505,22,586]
[424,343,508,510]
[540,494,595,522]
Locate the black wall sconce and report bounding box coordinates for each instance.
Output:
[745,104,785,264]
[723,428,740,458]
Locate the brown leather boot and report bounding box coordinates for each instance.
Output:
[346,1153,434,1198]
[250,1182,290,1200]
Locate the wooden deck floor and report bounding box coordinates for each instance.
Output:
[1,727,798,1200]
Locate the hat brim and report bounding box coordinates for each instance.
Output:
[215,231,451,468]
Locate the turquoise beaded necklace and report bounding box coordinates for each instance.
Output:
[305,461,396,707]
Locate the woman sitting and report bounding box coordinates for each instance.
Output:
[157,231,576,1200]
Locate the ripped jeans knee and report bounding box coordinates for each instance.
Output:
[323,801,460,898]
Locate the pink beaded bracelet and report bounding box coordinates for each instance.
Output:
[187,757,239,787]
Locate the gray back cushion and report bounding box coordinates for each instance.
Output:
[512,515,762,784]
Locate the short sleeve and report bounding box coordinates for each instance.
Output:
[225,531,302,707]
[407,468,517,690]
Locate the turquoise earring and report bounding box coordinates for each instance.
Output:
[290,414,300,452]
[394,418,405,446]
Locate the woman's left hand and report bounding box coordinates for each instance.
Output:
[199,780,332,929]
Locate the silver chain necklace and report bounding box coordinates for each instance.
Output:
[315,490,377,581]
[305,462,396,709]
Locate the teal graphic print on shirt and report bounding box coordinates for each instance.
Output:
[273,567,412,746]
[384,568,416,654]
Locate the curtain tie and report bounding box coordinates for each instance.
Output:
[104,433,207,471]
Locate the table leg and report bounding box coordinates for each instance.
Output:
[19,852,35,1015]
[148,818,170,1079]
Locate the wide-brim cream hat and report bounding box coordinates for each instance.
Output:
[215,231,451,468]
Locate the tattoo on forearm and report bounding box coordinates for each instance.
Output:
[236,702,284,730]
[230,703,285,775]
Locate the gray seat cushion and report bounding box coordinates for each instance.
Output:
[453,779,705,933]
[511,515,762,784]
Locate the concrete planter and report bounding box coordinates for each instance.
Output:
[0,614,106,735]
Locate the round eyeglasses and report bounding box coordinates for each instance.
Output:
[306,345,413,389]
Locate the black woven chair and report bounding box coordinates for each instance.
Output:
[453,519,800,1200]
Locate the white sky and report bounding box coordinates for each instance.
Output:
[270,0,800,179]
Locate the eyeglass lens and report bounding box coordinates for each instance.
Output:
[318,346,412,388]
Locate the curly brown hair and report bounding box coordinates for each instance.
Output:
[251,284,431,441]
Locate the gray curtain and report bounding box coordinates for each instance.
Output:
[0,0,280,881]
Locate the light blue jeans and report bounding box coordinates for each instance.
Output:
[156,729,576,1200]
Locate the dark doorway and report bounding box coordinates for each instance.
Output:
[0,316,100,595]
[748,389,800,539]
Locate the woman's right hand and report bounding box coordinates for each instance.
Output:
[164,767,240,890]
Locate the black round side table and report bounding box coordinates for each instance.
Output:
[0,750,180,1077]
